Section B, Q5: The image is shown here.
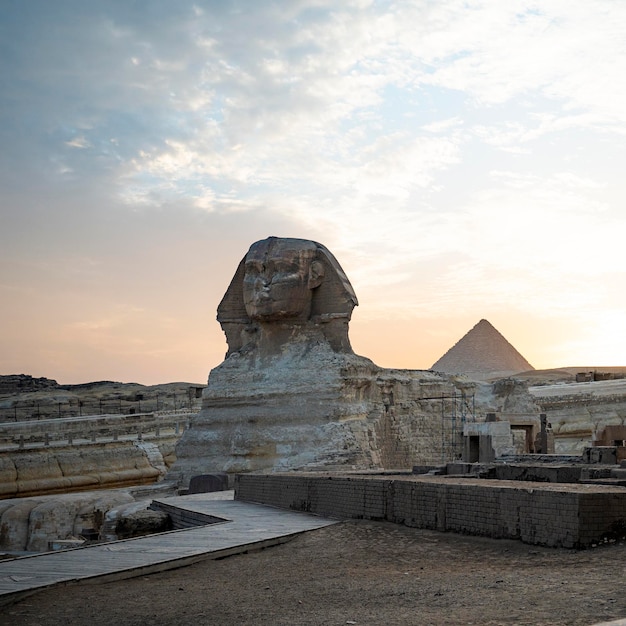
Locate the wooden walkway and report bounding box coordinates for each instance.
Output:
[0,492,338,606]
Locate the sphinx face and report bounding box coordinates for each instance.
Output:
[242,239,320,322]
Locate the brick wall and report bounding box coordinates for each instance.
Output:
[235,473,626,548]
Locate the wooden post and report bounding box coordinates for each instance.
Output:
[540,413,548,454]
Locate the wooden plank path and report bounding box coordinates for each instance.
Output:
[0,491,338,606]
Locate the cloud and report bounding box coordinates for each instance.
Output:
[4,1,624,208]
[2,1,626,380]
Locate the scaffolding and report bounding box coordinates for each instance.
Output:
[420,391,475,463]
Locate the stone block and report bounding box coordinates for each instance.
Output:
[188,473,229,494]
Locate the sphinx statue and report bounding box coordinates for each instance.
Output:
[169,236,466,485]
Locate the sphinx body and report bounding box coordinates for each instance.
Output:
[169,237,465,485]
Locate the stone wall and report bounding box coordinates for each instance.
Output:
[0,412,190,448]
[235,472,626,548]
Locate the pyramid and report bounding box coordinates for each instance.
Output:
[431,319,534,380]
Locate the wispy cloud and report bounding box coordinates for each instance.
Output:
[2,0,626,380]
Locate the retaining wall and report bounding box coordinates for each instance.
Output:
[0,412,191,450]
[235,472,626,548]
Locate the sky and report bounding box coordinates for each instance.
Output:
[1,0,625,385]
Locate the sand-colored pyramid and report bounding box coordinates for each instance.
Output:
[431,319,534,380]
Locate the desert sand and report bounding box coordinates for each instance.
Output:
[4,519,626,626]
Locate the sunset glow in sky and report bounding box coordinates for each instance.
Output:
[1,1,625,384]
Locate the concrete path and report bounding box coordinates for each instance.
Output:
[0,491,338,606]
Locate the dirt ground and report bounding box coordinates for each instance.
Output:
[3,520,626,626]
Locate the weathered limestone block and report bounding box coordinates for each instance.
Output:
[134,440,168,476]
[530,379,626,453]
[0,499,43,550]
[492,378,540,415]
[0,441,169,499]
[0,456,17,485]
[0,501,13,520]
[100,501,164,542]
[27,495,95,552]
[0,491,138,552]
[73,492,135,537]
[113,508,171,540]
[14,453,64,484]
[159,440,177,468]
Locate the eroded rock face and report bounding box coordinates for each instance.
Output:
[0,441,170,499]
[170,237,474,486]
[0,490,136,551]
[112,507,171,540]
[529,378,626,454]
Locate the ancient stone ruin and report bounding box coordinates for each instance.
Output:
[169,237,626,489]
[170,237,474,486]
[3,237,626,555]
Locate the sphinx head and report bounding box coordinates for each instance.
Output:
[242,238,324,322]
[217,237,357,355]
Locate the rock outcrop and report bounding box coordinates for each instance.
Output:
[0,490,136,552]
[0,486,182,553]
[0,440,173,499]
[0,374,58,395]
[0,380,204,422]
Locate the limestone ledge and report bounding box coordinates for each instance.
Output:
[0,438,176,500]
[0,482,177,552]
[0,490,136,552]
